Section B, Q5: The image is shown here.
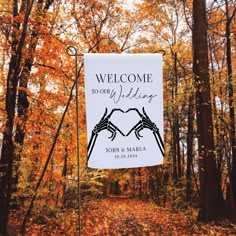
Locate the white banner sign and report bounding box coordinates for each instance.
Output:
[84,54,164,169]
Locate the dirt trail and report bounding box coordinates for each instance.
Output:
[10,198,236,235]
[81,198,236,235]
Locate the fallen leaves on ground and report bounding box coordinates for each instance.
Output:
[81,198,236,236]
[9,197,236,235]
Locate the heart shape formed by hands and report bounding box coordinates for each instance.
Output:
[91,107,156,138]
[109,108,140,136]
[87,107,164,160]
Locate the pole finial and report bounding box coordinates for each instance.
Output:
[66,46,83,57]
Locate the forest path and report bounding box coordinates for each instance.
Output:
[10,198,236,235]
[81,198,236,235]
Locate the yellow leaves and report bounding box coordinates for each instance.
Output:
[162,32,169,41]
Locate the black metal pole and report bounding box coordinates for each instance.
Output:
[66,46,82,235]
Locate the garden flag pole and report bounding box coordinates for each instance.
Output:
[84,54,164,169]
[67,51,164,234]
[66,46,82,236]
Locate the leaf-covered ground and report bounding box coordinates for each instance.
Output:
[81,197,236,235]
[9,197,236,235]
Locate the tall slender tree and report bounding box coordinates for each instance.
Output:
[0,0,34,234]
[192,0,225,221]
[225,0,236,211]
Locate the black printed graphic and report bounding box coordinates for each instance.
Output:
[87,107,164,161]
[126,107,164,156]
[87,108,126,160]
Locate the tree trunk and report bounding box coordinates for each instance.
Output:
[172,118,178,182]
[173,52,182,180]
[13,0,55,200]
[186,95,194,201]
[225,0,236,212]
[0,1,34,234]
[62,147,68,206]
[12,39,34,207]
[192,0,225,221]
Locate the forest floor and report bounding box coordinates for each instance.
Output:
[9,197,236,235]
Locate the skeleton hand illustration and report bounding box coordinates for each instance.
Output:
[87,108,125,161]
[126,107,164,156]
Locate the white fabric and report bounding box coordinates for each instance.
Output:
[84,54,163,169]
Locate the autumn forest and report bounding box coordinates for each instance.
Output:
[0,0,236,235]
